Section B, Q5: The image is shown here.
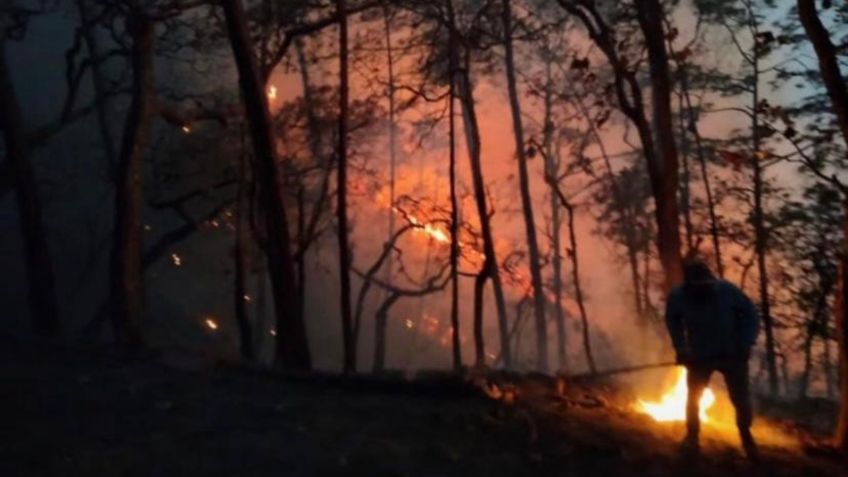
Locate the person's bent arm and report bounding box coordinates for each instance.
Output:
[731,284,760,350]
[665,290,687,362]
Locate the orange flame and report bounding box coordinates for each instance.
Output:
[636,367,715,423]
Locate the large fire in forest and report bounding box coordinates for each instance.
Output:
[636,367,715,423]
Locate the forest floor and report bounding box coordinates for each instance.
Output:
[1,335,845,477]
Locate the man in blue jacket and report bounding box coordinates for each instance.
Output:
[665,258,760,460]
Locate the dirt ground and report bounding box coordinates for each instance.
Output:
[1,336,845,477]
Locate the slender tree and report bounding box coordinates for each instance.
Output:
[110,10,154,352]
[0,40,61,337]
[796,0,848,450]
[541,55,567,371]
[501,0,548,372]
[451,11,511,369]
[447,0,462,372]
[221,0,311,370]
[335,0,355,373]
[634,0,684,291]
[557,0,684,292]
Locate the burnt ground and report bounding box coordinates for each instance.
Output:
[1,336,845,477]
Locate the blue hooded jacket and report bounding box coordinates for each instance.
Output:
[665,279,760,362]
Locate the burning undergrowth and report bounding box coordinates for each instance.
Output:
[470,366,831,461]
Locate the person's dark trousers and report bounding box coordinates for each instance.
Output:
[684,358,758,460]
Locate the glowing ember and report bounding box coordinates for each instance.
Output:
[405,319,414,329]
[636,367,715,423]
[243,294,251,303]
[181,125,191,133]
[267,85,277,100]
[204,318,219,331]
[171,253,182,267]
[269,328,277,336]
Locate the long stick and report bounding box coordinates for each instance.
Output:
[564,361,677,381]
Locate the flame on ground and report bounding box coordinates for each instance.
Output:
[636,367,715,423]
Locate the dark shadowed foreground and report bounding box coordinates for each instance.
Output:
[1,336,843,477]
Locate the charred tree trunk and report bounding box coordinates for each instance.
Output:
[472,268,487,366]
[456,47,511,369]
[501,0,547,372]
[797,0,848,449]
[221,0,310,370]
[447,0,462,372]
[336,0,355,373]
[0,41,61,336]
[110,11,154,351]
[234,131,255,362]
[634,0,684,292]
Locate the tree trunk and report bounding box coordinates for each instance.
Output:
[293,37,334,346]
[446,0,462,372]
[798,327,814,400]
[837,201,848,450]
[564,198,595,374]
[335,0,355,373]
[744,15,779,395]
[797,0,848,145]
[501,0,547,372]
[110,11,154,351]
[234,131,255,362]
[221,0,310,370]
[549,178,594,373]
[797,0,848,449]
[455,47,511,369]
[473,271,487,366]
[825,333,836,399]
[543,60,566,371]
[556,0,683,294]
[254,268,269,359]
[0,41,61,337]
[634,0,684,292]
[677,92,694,253]
[383,5,397,292]
[373,293,401,373]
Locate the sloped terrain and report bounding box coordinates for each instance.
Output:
[0,336,844,477]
